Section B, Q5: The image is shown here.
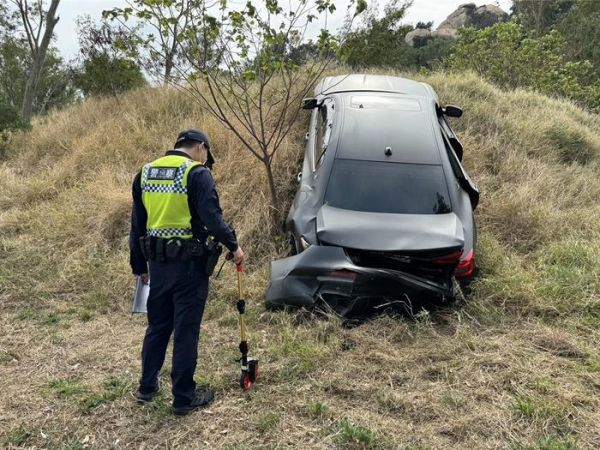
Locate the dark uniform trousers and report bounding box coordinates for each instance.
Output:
[139,258,209,407]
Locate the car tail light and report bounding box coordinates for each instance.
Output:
[454,249,475,278]
[432,250,463,266]
[327,270,357,280]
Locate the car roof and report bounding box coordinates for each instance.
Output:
[333,92,442,165]
[314,74,438,99]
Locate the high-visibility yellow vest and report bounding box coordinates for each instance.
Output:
[140,154,201,239]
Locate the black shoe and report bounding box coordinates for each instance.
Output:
[136,383,160,403]
[172,389,214,416]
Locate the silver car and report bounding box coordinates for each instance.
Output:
[266,74,479,316]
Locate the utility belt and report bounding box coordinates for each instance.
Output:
[139,235,223,276]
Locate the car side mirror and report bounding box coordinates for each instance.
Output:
[302,98,318,110]
[443,105,463,118]
[296,172,302,183]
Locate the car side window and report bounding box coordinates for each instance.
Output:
[314,99,333,171]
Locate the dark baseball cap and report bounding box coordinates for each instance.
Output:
[175,129,215,168]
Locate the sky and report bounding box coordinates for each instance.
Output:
[54,0,513,61]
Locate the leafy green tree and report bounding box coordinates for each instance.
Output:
[341,0,417,69]
[414,37,454,69]
[73,17,145,97]
[511,0,574,36]
[75,55,145,98]
[104,0,366,214]
[339,1,454,71]
[415,20,433,30]
[8,0,62,122]
[0,36,74,130]
[0,6,24,130]
[555,0,600,71]
[103,0,195,84]
[448,21,600,111]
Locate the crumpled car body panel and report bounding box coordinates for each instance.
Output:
[266,245,456,313]
[316,205,464,252]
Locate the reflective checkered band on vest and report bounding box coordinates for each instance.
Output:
[147,228,193,237]
[141,160,195,194]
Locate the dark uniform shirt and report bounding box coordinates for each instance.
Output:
[129,150,238,274]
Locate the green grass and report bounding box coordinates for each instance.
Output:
[513,394,537,418]
[15,307,39,321]
[375,387,408,413]
[41,312,60,326]
[53,436,85,450]
[78,375,133,413]
[266,324,336,383]
[511,393,571,434]
[2,426,33,446]
[512,435,577,450]
[534,436,577,450]
[256,412,281,433]
[78,309,94,322]
[336,418,382,449]
[48,378,87,397]
[224,444,286,450]
[535,240,600,310]
[582,355,600,373]
[307,400,331,420]
[139,393,172,419]
[547,125,596,165]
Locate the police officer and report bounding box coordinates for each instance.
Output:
[129,129,244,416]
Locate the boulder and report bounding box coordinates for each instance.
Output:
[437,3,477,32]
[404,28,433,46]
[405,3,509,47]
[471,4,509,28]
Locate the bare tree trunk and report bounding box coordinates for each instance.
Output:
[164,55,173,85]
[20,0,60,123]
[263,157,279,217]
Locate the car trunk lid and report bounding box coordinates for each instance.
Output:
[316,204,464,252]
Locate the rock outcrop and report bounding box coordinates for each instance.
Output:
[404,3,508,47]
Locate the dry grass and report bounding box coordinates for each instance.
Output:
[0,71,599,449]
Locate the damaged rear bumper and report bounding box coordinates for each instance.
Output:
[265,245,455,312]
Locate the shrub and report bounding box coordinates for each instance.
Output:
[448,22,600,112]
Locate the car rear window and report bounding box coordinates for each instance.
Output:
[324,159,452,214]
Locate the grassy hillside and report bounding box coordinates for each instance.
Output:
[0,71,599,449]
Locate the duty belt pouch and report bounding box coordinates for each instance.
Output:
[186,238,205,258]
[204,239,223,276]
[165,238,183,260]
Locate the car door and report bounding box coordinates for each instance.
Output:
[286,98,335,249]
[439,115,464,161]
[439,119,479,209]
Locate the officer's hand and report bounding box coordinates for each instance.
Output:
[232,246,244,266]
[140,273,150,285]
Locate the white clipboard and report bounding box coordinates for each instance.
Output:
[132,276,150,314]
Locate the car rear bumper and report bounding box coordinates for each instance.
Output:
[265,245,455,312]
